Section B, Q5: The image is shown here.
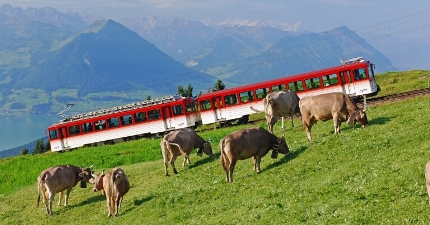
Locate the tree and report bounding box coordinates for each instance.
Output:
[146,95,151,100]
[20,147,29,155]
[212,79,226,92]
[32,138,46,154]
[45,140,51,152]
[178,84,193,97]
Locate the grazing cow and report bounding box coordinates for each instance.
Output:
[220,127,290,182]
[425,161,430,204]
[251,90,300,133]
[36,164,94,215]
[161,128,213,176]
[299,92,368,142]
[90,168,130,217]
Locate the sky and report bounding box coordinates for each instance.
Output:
[0,0,429,37]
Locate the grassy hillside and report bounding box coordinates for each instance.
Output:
[1,70,430,224]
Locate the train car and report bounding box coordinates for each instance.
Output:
[47,95,199,152]
[197,57,379,126]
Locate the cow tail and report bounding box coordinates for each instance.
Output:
[220,139,228,172]
[36,174,45,208]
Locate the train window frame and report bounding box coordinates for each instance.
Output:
[120,115,133,126]
[288,81,304,92]
[322,74,339,86]
[305,77,321,90]
[353,68,367,80]
[224,94,239,106]
[186,101,197,113]
[199,99,212,111]
[148,109,161,121]
[94,120,107,131]
[172,104,184,115]
[271,84,286,92]
[49,129,58,139]
[134,112,147,123]
[256,87,269,100]
[107,117,120,128]
[69,125,81,136]
[239,90,254,103]
[81,122,93,133]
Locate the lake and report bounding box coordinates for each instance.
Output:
[0,115,61,151]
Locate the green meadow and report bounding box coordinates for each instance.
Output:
[1,70,430,224]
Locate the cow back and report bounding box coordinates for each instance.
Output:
[162,128,205,154]
[38,164,83,192]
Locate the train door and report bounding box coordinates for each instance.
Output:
[59,127,68,149]
[212,97,224,121]
[340,70,355,95]
[162,106,174,130]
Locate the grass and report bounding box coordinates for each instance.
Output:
[1,70,430,224]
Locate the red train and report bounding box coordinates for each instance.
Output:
[47,57,379,152]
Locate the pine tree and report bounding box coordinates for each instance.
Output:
[212,79,226,92]
[20,147,29,155]
[33,139,45,154]
[178,84,194,97]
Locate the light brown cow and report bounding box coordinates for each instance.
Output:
[299,92,368,141]
[220,127,290,182]
[36,164,94,215]
[90,167,130,217]
[161,128,213,176]
[425,161,430,204]
[251,90,300,133]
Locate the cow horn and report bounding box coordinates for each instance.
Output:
[102,169,105,175]
[89,164,94,169]
[207,138,212,143]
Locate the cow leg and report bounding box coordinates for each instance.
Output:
[42,189,50,215]
[163,151,170,176]
[228,161,237,183]
[221,152,230,182]
[170,155,178,174]
[47,191,54,216]
[115,195,122,217]
[106,196,113,217]
[426,182,430,205]
[254,156,262,172]
[182,154,190,167]
[333,113,340,134]
[64,187,73,207]
[57,191,62,207]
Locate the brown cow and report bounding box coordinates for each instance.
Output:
[425,161,430,204]
[251,90,300,133]
[90,168,130,217]
[161,128,213,176]
[299,92,368,141]
[220,127,290,182]
[36,164,94,215]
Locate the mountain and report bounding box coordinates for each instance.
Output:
[12,19,216,96]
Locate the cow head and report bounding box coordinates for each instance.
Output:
[90,170,105,192]
[347,108,368,128]
[272,137,290,157]
[197,139,214,157]
[78,164,94,183]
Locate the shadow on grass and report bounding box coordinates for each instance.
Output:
[261,145,308,173]
[188,152,220,169]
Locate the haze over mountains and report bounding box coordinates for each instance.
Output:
[0,3,397,117]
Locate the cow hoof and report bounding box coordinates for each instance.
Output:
[174,170,178,174]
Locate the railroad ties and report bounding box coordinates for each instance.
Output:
[61,94,182,122]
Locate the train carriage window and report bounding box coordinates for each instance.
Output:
[224,94,238,106]
[108,117,120,128]
[322,74,338,86]
[120,115,133,125]
[173,104,184,115]
[49,130,58,139]
[240,91,254,103]
[94,120,106,130]
[305,77,321,90]
[256,87,269,99]
[134,112,147,123]
[82,122,93,133]
[186,102,197,112]
[288,81,304,92]
[272,84,286,92]
[199,99,212,111]
[353,68,366,80]
[148,109,161,120]
[69,125,81,135]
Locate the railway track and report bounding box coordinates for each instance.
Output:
[358,87,430,107]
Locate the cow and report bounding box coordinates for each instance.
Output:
[36,164,94,215]
[161,128,213,176]
[220,127,290,183]
[250,90,300,133]
[90,168,130,217]
[425,161,430,204]
[299,92,368,142]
